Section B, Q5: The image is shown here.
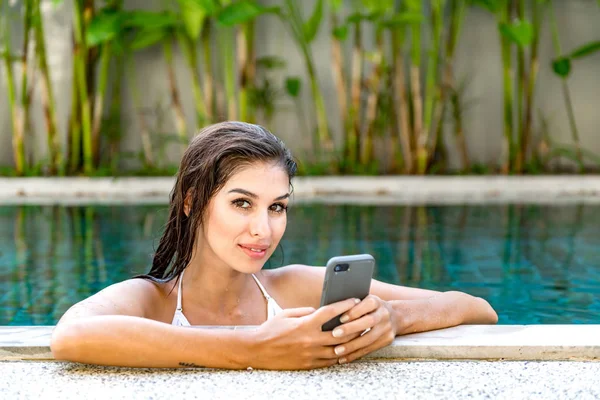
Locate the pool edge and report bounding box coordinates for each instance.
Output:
[3,325,600,362]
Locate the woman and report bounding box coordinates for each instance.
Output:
[51,121,497,370]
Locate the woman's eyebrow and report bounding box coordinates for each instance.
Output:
[228,188,290,201]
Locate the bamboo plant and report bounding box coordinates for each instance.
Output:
[474,0,549,174]
[279,0,333,153]
[548,2,600,172]
[1,0,25,175]
[216,0,280,123]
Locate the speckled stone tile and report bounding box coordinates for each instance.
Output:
[1,360,600,400]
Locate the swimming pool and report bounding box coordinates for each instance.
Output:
[1,203,599,326]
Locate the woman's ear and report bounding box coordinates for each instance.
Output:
[183,191,192,217]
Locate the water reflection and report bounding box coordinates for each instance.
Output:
[1,203,600,325]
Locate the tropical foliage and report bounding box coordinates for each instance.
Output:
[0,0,599,176]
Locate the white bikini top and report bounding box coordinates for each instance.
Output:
[171,269,283,327]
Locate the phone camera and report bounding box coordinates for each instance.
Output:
[334,264,349,272]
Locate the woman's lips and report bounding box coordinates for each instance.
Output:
[238,244,268,259]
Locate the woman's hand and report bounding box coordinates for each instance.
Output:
[327,295,398,364]
[246,298,364,370]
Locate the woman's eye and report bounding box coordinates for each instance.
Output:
[270,203,287,213]
[233,199,251,209]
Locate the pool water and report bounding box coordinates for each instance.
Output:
[1,203,599,326]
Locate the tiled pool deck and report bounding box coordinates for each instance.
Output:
[3,177,600,398]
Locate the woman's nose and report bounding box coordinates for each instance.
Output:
[249,211,271,238]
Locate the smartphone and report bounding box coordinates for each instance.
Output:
[319,254,375,331]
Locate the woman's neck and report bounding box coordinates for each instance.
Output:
[180,253,258,315]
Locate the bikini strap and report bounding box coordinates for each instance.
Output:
[251,274,271,300]
[176,269,184,311]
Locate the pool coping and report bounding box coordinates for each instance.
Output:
[3,176,600,204]
[2,325,600,362]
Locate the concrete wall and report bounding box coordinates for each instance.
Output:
[1,0,599,171]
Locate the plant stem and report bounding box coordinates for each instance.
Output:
[178,31,207,129]
[424,0,448,170]
[1,7,25,175]
[238,21,255,123]
[549,3,583,172]
[220,26,237,120]
[391,24,412,174]
[330,13,349,169]
[450,84,469,170]
[91,42,111,166]
[282,0,332,152]
[421,0,443,172]
[201,22,213,121]
[237,25,248,122]
[361,29,384,166]
[349,20,363,164]
[411,3,425,174]
[514,0,526,173]
[72,0,93,174]
[69,64,81,173]
[499,3,513,174]
[19,0,35,172]
[522,0,543,173]
[163,38,188,144]
[35,0,62,174]
[432,0,467,171]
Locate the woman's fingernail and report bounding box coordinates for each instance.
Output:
[354,298,361,304]
[332,328,344,337]
[334,346,346,355]
[338,357,347,364]
[340,315,349,323]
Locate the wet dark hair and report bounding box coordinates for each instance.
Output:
[133,121,297,286]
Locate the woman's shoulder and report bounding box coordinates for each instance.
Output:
[103,277,176,321]
[260,264,326,308]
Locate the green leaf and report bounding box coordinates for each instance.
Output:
[256,55,286,69]
[124,11,178,31]
[332,24,348,40]
[404,0,423,13]
[177,0,207,40]
[303,0,324,43]
[129,29,168,50]
[285,76,301,97]
[183,0,219,15]
[380,12,423,28]
[346,12,378,24]
[569,41,600,59]
[360,0,394,15]
[326,0,343,12]
[217,1,279,26]
[552,57,571,78]
[86,10,125,47]
[472,0,503,13]
[499,19,534,48]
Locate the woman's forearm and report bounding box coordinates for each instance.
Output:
[51,315,253,369]
[390,291,498,335]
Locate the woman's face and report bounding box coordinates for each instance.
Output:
[197,161,290,274]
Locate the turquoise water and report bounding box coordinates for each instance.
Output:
[1,203,599,326]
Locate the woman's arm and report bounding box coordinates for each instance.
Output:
[369,279,499,332]
[270,265,498,330]
[51,279,251,368]
[51,315,251,368]
[51,278,363,370]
